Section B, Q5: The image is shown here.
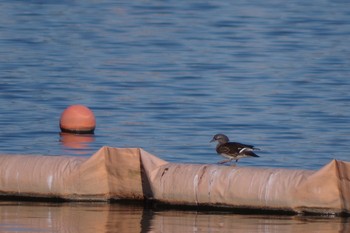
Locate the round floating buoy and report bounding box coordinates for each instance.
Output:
[59,105,96,134]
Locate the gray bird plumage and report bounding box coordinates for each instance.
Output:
[210,133,260,164]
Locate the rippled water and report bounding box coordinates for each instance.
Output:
[1,0,350,231]
[0,202,349,233]
[1,0,350,170]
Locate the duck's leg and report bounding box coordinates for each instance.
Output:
[218,159,232,164]
[231,159,239,167]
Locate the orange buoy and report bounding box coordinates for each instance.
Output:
[59,105,96,134]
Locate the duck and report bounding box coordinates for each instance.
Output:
[210,133,259,164]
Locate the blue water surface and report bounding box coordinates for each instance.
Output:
[0,0,350,170]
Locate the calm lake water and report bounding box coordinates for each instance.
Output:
[0,201,348,233]
[1,0,350,232]
[0,202,350,233]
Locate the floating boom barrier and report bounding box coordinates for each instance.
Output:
[1,146,350,215]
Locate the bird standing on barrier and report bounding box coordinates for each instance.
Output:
[210,133,259,164]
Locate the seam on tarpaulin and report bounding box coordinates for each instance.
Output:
[104,146,112,200]
[193,165,208,205]
[334,160,349,212]
[208,168,217,202]
[139,148,154,200]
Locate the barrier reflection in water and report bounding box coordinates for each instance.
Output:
[0,202,349,233]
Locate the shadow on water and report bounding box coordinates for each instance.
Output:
[0,201,349,233]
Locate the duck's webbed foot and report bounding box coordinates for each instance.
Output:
[218,159,233,164]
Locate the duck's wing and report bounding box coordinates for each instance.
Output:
[238,147,259,157]
[216,143,234,155]
[217,142,260,157]
[232,142,260,151]
[217,142,242,155]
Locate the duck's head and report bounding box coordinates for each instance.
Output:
[210,133,229,144]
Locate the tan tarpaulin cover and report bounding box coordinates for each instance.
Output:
[1,146,350,214]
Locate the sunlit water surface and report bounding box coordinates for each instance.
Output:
[1,0,350,232]
[0,202,349,233]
